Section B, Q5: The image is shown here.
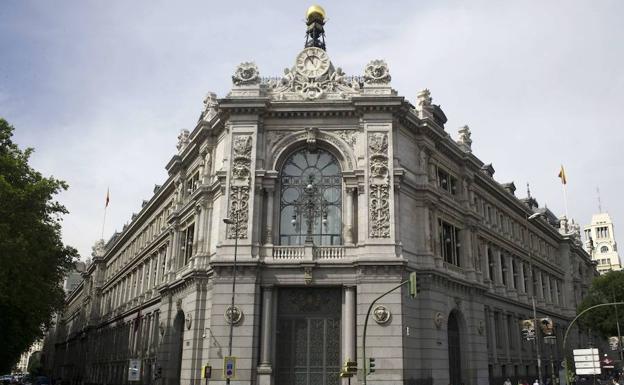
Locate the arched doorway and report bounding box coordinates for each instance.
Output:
[169,311,185,385]
[448,311,463,385]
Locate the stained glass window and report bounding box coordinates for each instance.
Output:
[279,148,342,245]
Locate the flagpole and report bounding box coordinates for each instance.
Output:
[558,166,569,219]
[101,205,107,240]
[562,183,569,219]
[101,188,109,240]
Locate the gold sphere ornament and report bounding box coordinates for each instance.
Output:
[306,5,326,22]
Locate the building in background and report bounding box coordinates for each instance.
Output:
[42,7,599,385]
[584,212,622,273]
[14,340,42,373]
[63,261,87,295]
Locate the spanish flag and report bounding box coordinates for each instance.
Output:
[558,165,567,185]
[105,188,110,208]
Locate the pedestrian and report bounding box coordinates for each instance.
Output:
[505,378,512,385]
[534,379,540,385]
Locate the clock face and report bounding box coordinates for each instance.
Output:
[295,47,330,78]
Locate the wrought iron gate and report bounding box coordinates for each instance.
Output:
[275,288,341,385]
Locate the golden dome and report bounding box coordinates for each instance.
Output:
[306,5,326,21]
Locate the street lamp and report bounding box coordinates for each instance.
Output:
[223,210,240,385]
[528,211,545,385]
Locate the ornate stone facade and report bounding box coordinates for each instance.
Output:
[43,13,600,385]
[368,133,391,238]
[228,135,252,239]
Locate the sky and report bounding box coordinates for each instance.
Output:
[1,0,623,260]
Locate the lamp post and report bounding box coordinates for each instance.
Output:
[292,174,327,245]
[223,210,240,385]
[528,212,545,385]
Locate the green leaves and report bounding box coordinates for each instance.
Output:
[0,118,78,372]
[577,270,624,337]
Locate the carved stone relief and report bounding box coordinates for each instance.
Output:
[269,129,354,171]
[199,92,218,122]
[368,133,391,238]
[266,131,290,152]
[228,135,253,239]
[232,62,260,86]
[363,59,391,85]
[265,48,361,101]
[177,129,190,152]
[335,130,357,150]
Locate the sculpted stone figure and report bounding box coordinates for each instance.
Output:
[363,59,391,85]
[232,62,260,86]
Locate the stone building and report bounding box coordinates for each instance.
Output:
[583,212,622,273]
[43,7,598,385]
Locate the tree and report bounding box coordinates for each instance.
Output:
[0,118,77,373]
[577,270,624,337]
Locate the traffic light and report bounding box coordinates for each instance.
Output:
[409,272,418,298]
[223,356,236,379]
[345,359,357,374]
[367,357,376,375]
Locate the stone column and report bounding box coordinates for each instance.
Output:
[253,185,264,247]
[506,255,515,291]
[519,261,527,294]
[166,228,178,280]
[264,188,274,245]
[343,285,356,384]
[489,309,498,363]
[537,270,544,301]
[193,205,204,257]
[462,227,475,271]
[155,249,162,285]
[258,287,274,385]
[502,311,512,362]
[494,248,504,287]
[483,242,491,282]
[546,276,553,303]
[344,187,355,245]
[430,205,443,267]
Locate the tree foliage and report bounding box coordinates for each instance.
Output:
[578,270,624,338]
[0,118,77,372]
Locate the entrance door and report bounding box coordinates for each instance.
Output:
[275,288,341,385]
[448,311,462,385]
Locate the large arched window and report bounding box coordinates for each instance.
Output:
[279,148,342,245]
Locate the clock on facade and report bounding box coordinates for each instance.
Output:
[295,47,330,78]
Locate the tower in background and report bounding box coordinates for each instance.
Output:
[584,212,622,273]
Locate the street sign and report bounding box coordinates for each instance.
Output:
[128,359,141,382]
[573,348,599,356]
[574,355,600,362]
[576,362,600,368]
[573,348,600,376]
[223,356,236,379]
[576,368,601,375]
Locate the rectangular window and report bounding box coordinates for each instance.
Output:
[186,171,200,196]
[501,255,507,286]
[495,313,503,348]
[183,223,195,265]
[437,167,458,195]
[439,219,461,266]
